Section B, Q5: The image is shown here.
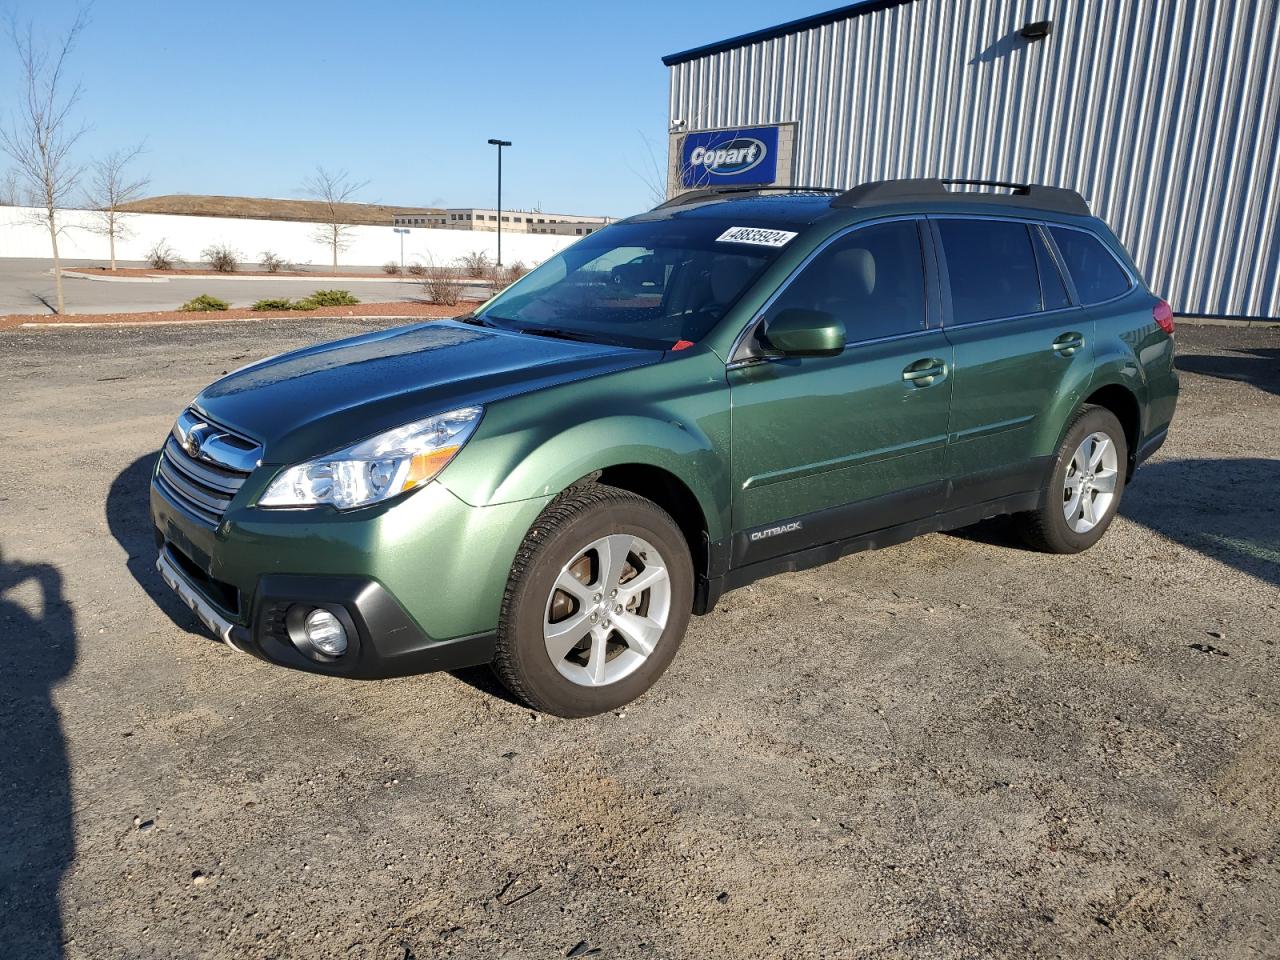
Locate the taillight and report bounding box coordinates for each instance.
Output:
[1153,299,1175,335]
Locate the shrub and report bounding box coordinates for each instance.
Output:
[501,260,529,285]
[406,262,428,277]
[458,250,491,278]
[422,260,463,306]
[202,244,240,273]
[307,289,360,307]
[147,240,177,271]
[382,260,403,276]
[180,294,229,312]
[252,297,296,311]
[260,250,288,273]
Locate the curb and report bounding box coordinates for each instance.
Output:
[62,270,170,284]
[59,269,495,286]
[17,314,426,329]
[1174,315,1277,329]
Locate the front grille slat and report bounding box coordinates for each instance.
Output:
[163,437,243,493]
[158,410,260,528]
[158,459,233,514]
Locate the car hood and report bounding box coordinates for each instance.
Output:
[193,320,661,464]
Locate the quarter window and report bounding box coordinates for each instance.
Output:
[1049,227,1131,303]
[937,219,1042,324]
[762,220,928,343]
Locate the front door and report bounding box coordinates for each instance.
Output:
[728,218,953,568]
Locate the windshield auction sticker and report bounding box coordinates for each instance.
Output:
[716,226,798,248]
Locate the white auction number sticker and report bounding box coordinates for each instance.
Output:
[715,225,799,248]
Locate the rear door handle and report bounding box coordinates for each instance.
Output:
[902,357,948,388]
[1053,332,1085,356]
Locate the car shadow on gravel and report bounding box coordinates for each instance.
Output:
[1122,457,1280,587]
[951,457,1280,588]
[107,453,212,636]
[0,548,76,959]
[1177,346,1280,396]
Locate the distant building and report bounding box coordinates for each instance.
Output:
[393,208,614,236]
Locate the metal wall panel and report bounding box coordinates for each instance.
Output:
[668,1,1280,318]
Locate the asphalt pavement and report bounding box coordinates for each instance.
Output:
[0,258,489,315]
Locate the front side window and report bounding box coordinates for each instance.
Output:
[478,219,797,348]
[760,220,928,343]
[937,219,1041,324]
[1049,227,1131,303]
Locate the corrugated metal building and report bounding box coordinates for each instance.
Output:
[663,1,1280,320]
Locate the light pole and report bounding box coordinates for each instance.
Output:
[393,226,409,272]
[487,138,512,267]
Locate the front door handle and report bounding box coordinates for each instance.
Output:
[902,357,948,388]
[1053,332,1085,356]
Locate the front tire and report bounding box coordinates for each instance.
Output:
[1015,405,1128,554]
[493,483,694,717]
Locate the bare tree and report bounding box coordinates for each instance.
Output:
[0,10,90,314]
[302,166,368,272]
[85,144,147,270]
[0,169,24,205]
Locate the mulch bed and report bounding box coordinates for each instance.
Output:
[0,300,479,331]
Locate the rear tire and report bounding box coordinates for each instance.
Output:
[1015,405,1128,554]
[492,483,694,718]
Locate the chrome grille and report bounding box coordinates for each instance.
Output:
[155,410,261,526]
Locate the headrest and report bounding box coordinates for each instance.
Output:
[710,256,754,304]
[834,247,876,297]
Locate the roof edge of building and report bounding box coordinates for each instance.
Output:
[661,0,914,67]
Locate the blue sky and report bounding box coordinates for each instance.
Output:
[2,1,832,218]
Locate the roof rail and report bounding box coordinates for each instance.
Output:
[655,185,841,210]
[832,178,1091,216]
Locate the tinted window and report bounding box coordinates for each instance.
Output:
[1032,226,1071,309]
[763,220,927,343]
[1049,227,1131,303]
[938,219,1041,324]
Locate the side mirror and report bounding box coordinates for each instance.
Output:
[761,308,846,357]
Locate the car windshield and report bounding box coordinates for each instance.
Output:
[475,219,794,349]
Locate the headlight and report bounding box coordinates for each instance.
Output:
[258,406,483,510]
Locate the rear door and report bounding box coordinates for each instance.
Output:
[727,218,954,567]
[932,217,1094,507]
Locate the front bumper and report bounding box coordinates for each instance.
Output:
[150,469,551,679]
[156,546,496,678]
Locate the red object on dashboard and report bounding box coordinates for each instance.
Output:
[672,339,695,351]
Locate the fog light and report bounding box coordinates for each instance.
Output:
[299,608,348,659]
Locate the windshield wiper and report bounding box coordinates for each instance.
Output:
[518,326,609,345]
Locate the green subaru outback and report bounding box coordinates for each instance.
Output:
[152,179,1178,717]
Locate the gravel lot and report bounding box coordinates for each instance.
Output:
[1,319,1277,960]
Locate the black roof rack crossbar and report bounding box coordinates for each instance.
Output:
[655,185,841,210]
[832,178,1091,216]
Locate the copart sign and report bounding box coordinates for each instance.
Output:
[681,126,780,187]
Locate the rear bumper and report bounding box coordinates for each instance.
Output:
[1134,425,1169,469]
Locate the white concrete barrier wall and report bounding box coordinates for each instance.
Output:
[0,206,579,269]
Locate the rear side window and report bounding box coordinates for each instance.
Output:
[763,220,927,343]
[937,219,1041,324]
[1049,227,1131,303]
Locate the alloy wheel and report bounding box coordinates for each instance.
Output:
[1063,431,1120,533]
[543,534,671,687]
